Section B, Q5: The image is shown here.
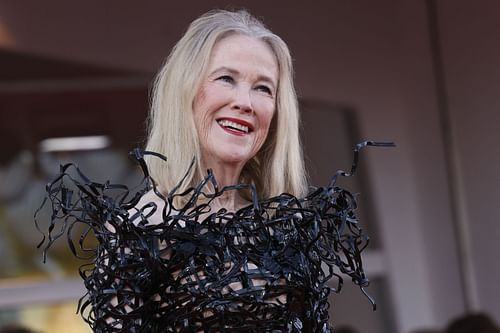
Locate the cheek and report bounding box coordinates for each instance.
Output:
[193,87,206,117]
[193,89,211,137]
[193,84,227,120]
[253,105,275,153]
[258,102,276,134]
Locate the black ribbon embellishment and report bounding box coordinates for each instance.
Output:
[35,141,394,332]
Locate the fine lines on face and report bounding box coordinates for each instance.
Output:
[193,34,278,169]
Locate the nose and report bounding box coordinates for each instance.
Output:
[231,85,253,113]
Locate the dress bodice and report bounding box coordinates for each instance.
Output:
[36,146,383,332]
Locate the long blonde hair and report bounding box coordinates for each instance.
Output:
[145,9,307,200]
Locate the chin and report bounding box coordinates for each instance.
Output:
[218,152,252,165]
[211,144,255,165]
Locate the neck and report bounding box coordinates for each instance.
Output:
[201,157,248,212]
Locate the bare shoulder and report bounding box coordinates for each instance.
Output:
[129,189,169,226]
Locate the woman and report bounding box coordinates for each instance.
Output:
[39,9,374,333]
[145,9,307,212]
[130,10,313,330]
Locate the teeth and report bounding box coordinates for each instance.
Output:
[218,120,249,133]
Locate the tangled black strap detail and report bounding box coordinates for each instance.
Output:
[35,141,394,333]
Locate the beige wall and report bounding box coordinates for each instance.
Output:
[438,0,500,319]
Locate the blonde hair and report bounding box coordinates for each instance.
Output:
[145,9,307,200]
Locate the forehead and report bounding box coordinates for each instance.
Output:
[208,34,279,82]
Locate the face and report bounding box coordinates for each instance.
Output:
[193,34,278,170]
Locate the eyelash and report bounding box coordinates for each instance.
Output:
[217,75,234,83]
[216,75,273,96]
[256,85,272,95]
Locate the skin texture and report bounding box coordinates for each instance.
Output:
[193,34,278,211]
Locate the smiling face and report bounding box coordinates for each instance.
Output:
[193,34,279,172]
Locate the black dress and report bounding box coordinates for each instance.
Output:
[37,145,383,333]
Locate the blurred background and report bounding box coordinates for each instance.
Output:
[0,0,499,332]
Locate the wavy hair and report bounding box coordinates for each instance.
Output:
[145,9,307,200]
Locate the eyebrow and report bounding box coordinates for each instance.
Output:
[209,66,277,88]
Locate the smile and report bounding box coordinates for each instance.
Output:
[217,118,253,135]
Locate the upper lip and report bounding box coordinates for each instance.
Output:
[217,117,254,131]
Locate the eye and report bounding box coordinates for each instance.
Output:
[256,85,273,95]
[216,75,234,84]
